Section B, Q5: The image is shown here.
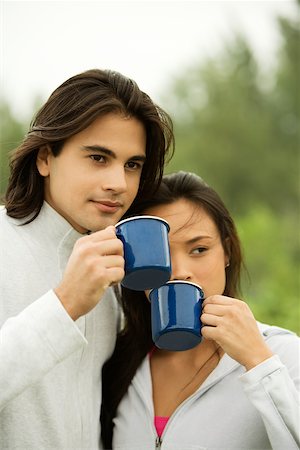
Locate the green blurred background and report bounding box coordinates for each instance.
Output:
[1,2,299,334]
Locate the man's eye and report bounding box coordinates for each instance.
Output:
[126,161,142,170]
[90,155,105,162]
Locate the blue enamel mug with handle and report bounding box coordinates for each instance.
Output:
[115,215,171,291]
[149,280,204,351]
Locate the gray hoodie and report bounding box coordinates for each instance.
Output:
[113,323,300,450]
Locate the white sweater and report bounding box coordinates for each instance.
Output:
[0,203,120,449]
[113,323,300,450]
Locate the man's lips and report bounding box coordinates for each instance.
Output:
[91,200,123,214]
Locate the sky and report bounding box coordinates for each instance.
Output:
[0,0,297,120]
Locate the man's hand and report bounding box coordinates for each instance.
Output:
[55,226,124,320]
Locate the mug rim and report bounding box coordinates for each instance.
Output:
[115,215,170,230]
[149,280,203,295]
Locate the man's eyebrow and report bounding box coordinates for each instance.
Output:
[81,145,146,162]
[81,145,116,158]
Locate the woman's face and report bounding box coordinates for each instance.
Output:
[145,198,229,298]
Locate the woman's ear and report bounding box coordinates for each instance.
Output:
[36,145,52,176]
[224,237,231,268]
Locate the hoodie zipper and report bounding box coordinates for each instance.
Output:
[155,436,162,449]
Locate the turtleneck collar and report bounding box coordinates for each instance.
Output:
[24,201,83,247]
[9,202,86,274]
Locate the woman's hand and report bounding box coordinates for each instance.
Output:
[201,295,274,370]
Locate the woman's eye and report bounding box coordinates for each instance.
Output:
[191,247,207,254]
[90,154,105,162]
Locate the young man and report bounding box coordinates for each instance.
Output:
[0,69,174,449]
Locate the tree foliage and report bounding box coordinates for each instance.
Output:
[0,102,27,197]
[162,3,300,333]
[237,207,299,333]
[165,24,299,215]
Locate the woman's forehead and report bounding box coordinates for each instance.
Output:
[145,199,218,237]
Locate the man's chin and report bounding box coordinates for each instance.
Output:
[85,216,122,233]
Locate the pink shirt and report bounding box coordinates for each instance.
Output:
[154,416,169,437]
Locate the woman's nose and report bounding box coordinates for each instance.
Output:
[170,259,192,282]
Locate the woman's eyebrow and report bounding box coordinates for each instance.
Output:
[185,235,213,244]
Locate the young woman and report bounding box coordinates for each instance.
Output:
[101,171,299,450]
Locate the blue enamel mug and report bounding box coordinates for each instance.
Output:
[149,281,204,351]
[115,216,171,291]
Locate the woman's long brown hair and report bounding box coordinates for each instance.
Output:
[101,171,244,449]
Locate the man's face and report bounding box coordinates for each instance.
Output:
[36,113,147,233]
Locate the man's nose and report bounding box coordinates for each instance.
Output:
[102,166,127,193]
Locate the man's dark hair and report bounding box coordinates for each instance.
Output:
[4,69,174,222]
